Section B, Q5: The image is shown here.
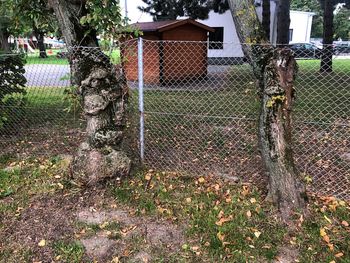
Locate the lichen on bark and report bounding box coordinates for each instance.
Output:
[228,0,307,221]
[70,48,131,185]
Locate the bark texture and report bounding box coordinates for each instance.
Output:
[49,0,131,185]
[262,0,271,40]
[228,0,306,221]
[321,0,333,73]
[0,29,10,52]
[34,30,48,58]
[276,0,291,45]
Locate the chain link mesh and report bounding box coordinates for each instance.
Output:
[122,39,350,200]
[1,40,349,200]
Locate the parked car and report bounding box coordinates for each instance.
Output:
[288,43,322,59]
[334,42,350,55]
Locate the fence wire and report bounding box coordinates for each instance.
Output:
[122,39,350,200]
[1,40,349,201]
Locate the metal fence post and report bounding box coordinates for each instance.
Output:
[138,37,145,162]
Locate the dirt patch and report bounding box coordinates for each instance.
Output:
[81,236,117,261]
[144,222,184,248]
[76,208,185,261]
[274,246,299,263]
[0,186,114,262]
[77,208,135,225]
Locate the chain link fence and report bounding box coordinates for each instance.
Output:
[1,40,349,200]
[122,39,350,200]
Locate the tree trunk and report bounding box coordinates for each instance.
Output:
[48,0,131,185]
[276,0,291,45]
[0,29,10,52]
[262,0,271,40]
[34,30,48,58]
[228,0,306,221]
[320,0,333,73]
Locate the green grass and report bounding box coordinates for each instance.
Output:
[53,241,85,263]
[25,50,69,65]
[110,170,350,262]
[111,171,286,261]
[24,49,121,65]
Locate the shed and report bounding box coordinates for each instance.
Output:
[121,19,214,84]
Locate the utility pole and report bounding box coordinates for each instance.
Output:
[125,0,128,19]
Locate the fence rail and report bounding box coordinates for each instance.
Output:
[1,40,349,200]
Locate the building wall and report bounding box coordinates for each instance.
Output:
[197,2,277,59]
[289,11,314,43]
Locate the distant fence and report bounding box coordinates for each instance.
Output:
[1,40,349,200]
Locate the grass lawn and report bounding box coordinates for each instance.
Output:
[25,49,121,65]
[0,158,349,262]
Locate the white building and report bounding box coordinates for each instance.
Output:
[289,10,315,43]
[120,0,315,60]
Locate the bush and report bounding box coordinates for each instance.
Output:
[0,53,27,129]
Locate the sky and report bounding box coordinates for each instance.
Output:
[119,0,153,23]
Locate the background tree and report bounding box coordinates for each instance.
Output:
[276,0,292,45]
[334,7,350,40]
[48,0,131,185]
[262,0,271,39]
[227,0,307,221]
[17,0,58,58]
[138,0,229,20]
[0,0,25,52]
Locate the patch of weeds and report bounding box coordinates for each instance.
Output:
[297,196,350,262]
[110,171,286,261]
[0,153,15,168]
[53,240,85,263]
[0,247,32,263]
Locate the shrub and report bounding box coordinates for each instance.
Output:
[0,53,27,129]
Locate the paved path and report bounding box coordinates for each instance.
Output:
[24,64,70,87]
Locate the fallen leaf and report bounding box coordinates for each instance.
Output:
[250,198,256,204]
[324,215,332,224]
[254,231,261,238]
[323,234,330,243]
[38,239,46,247]
[215,216,232,226]
[145,174,152,181]
[217,232,225,242]
[341,221,349,227]
[246,210,252,218]
[320,228,327,237]
[198,177,205,183]
[335,252,344,258]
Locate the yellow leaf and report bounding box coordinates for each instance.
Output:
[324,215,332,224]
[254,231,261,238]
[38,239,46,247]
[145,174,152,181]
[198,177,205,183]
[320,228,327,237]
[217,232,225,242]
[246,210,252,218]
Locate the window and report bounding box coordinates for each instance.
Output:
[289,29,293,42]
[209,27,224,49]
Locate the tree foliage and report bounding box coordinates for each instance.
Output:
[0,53,27,128]
[80,0,129,40]
[138,0,229,20]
